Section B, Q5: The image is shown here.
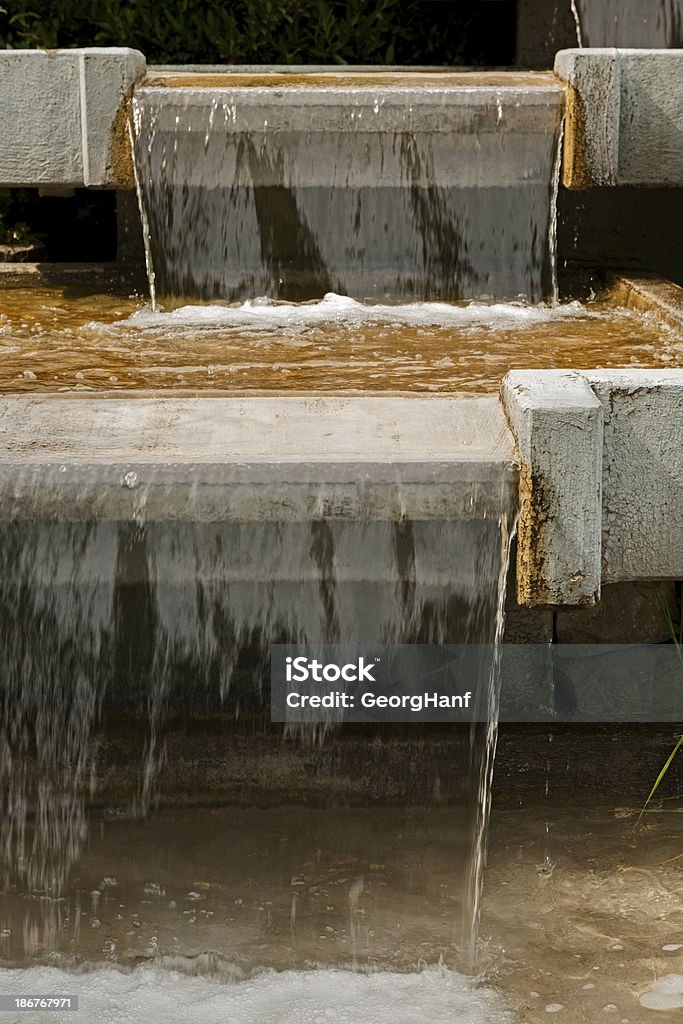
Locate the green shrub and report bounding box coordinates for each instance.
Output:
[0,0,514,66]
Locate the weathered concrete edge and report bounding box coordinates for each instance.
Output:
[603,272,683,333]
[555,48,683,189]
[502,371,603,607]
[0,394,515,463]
[0,48,146,188]
[584,370,683,585]
[503,369,683,606]
[0,393,517,522]
[555,48,619,188]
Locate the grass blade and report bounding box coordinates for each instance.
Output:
[638,734,683,826]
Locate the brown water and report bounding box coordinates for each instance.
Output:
[0,285,680,395]
[144,71,559,90]
[1,793,681,1023]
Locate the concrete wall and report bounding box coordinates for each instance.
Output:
[0,48,145,188]
[556,48,683,188]
[503,369,683,606]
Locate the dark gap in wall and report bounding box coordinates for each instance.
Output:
[0,188,118,263]
[558,185,683,288]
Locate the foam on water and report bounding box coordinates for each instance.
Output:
[125,293,596,332]
[641,974,683,1011]
[0,964,511,1024]
[2,285,677,395]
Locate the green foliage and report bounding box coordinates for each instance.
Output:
[656,581,683,659]
[0,0,487,66]
[0,189,35,247]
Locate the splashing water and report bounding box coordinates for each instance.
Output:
[0,963,512,1024]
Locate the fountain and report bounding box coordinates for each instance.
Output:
[130,70,564,303]
[0,16,682,1022]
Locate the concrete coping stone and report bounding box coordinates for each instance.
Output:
[555,47,683,188]
[0,394,517,523]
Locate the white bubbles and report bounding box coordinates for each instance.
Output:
[641,974,683,1011]
[0,965,512,1024]
[126,293,594,335]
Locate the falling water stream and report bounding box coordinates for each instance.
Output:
[0,487,517,967]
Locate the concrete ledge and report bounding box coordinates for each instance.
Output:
[0,261,144,288]
[0,48,146,188]
[555,48,683,188]
[502,371,603,607]
[0,394,516,522]
[603,272,683,333]
[503,369,683,605]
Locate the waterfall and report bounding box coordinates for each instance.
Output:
[130,75,565,305]
[573,0,683,47]
[0,468,515,959]
[1,70,528,966]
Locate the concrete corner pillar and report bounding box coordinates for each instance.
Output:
[0,48,146,188]
[585,371,683,584]
[555,48,683,188]
[502,371,603,607]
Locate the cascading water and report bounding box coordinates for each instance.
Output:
[123,74,555,965]
[130,73,565,305]
[573,0,683,47]
[0,473,516,964]
[0,69,533,977]
[0,522,117,893]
